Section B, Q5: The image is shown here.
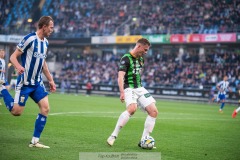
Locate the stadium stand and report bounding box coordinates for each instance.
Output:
[56,47,239,91]
[1,0,240,37]
[0,0,239,96]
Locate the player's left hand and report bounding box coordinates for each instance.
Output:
[49,81,56,92]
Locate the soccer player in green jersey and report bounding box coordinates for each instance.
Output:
[107,38,158,148]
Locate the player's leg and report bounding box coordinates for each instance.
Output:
[137,88,158,148]
[142,103,158,139]
[107,88,137,146]
[29,84,50,148]
[107,103,137,146]
[137,90,158,139]
[29,96,50,148]
[219,95,225,113]
[1,81,12,106]
[0,83,26,116]
[111,104,137,137]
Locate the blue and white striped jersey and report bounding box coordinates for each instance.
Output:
[17,32,48,85]
[217,80,229,95]
[0,58,6,81]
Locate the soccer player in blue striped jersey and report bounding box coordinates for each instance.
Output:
[0,49,10,90]
[216,75,232,113]
[0,49,6,82]
[0,16,56,148]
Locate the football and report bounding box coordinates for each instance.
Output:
[140,136,155,149]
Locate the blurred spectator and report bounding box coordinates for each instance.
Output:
[66,79,71,93]
[86,81,92,96]
[75,78,80,96]
[60,78,66,94]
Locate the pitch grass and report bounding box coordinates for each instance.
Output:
[0,93,239,160]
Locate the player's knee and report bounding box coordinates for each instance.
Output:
[128,109,136,115]
[43,107,50,114]
[10,106,24,116]
[46,106,50,113]
[11,110,22,116]
[150,109,158,118]
[41,106,50,115]
[12,113,21,116]
[147,104,158,118]
[127,105,137,115]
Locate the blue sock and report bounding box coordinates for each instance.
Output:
[33,113,47,139]
[1,89,14,111]
[220,102,225,110]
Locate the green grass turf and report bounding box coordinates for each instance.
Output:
[0,93,239,160]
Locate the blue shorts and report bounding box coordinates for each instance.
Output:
[14,82,48,106]
[217,93,226,101]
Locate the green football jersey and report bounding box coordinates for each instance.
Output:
[118,52,144,89]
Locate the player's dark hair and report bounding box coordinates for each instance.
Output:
[38,16,54,29]
[136,38,151,46]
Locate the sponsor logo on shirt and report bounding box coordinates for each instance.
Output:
[34,52,47,59]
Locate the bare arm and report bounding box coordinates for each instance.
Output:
[42,61,56,92]
[118,71,125,103]
[10,48,24,74]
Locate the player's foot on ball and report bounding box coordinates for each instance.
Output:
[232,109,237,118]
[29,142,50,148]
[107,136,116,146]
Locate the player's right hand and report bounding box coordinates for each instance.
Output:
[120,92,125,103]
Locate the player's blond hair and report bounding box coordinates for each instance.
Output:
[38,16,54,29]
[136,38,151,46]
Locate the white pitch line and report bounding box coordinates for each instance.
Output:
[49,112,193,116]
[1,112,238,121]
[48,112,238,121]
[49,111,118,115]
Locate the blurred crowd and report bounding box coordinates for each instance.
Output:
[57,48,240,91]
[1,0,240,37]
[1,0,240,91]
